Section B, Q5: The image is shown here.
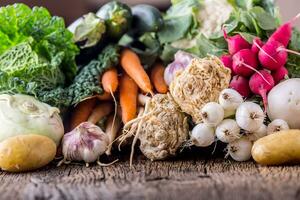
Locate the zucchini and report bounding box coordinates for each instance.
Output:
[131,4,164,35]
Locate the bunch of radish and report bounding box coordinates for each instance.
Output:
[190,88,270,162]
[220,13,300,112]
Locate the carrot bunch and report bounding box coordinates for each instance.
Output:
[69,48,169,140]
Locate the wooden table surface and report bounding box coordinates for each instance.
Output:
[1,148,300,200]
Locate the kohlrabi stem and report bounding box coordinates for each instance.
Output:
[254,41,278,63]
[240,62,272,86]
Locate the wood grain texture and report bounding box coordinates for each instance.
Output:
[0,149,300,200]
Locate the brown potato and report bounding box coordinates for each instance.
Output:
[0,134,56,172]
[252,129,300,165]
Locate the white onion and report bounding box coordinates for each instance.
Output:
[236,102,265,132]
[267,119,289,135]
[201,102,224,127]
[227,137,252,162]
[216,119,241,143]
[191,123,215,147]
[219,88,243,111]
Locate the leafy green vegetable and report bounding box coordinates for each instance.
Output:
[39,45,120,108]
[0,42,65,97]
[0,3,79,82]
[158,0,201,44]
[74,13,106,49]
[287,29,300,78]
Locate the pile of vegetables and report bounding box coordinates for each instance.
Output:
[1,0,300,172]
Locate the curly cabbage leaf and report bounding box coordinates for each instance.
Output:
[0,42,64,96]
[0,3,79,81]
[39,45,120,108]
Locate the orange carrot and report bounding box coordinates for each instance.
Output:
[120,49,153,95]
[151,63,168,94]
[101,68,119,93]
[96,92,112,101]
[120,73,138,124]
[88,102,113,124]
[70,98,97,130]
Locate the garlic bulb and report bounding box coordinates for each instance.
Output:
[62,122,109,164]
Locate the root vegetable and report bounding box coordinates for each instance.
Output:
[236,102,265,132]
[268,13,300,47]
[252,130,300,165]
[70,98,97,130]
[246,124,267,142]
[216,119,241,143]
[123,94,189,162]
[120,49,153,94]
[88,102,113,124]
[267,78,300,129]
[267,119,289,134]
[232,49,258,77]
[251,37,264,54]
[258,40,288,70]
[0,134,56,172]
[227,137,252,162]
[164,51,195,86]
[201,102,224,126]
[220,54,233,72]
[189,123,215,147]
[230,75,251,98]
[0,94,64,146]
[120,73,138,124]
[272,66,288,84]
[170,56,231,123]
[222,29,251,55]
[151,63,168,94]
[219,88,243,112]
[249,70,275,112]
[105,114,122,155]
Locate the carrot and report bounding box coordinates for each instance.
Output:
[120,49,153,95]
[101,67,119,135]
[88,102,113,124]
[70,98,97,130]
[151,63,168,94]
[105,114,122,156]
[95,92,112,101]
[120,73,138,124]
[101,68,118,93]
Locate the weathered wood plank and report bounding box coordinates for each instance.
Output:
[0,151,299,200]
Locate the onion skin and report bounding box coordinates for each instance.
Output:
[252,130,300,165]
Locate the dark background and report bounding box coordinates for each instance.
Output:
[0,0,170,25]
[0,0,299,28]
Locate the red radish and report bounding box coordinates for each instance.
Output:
[271,66,289,83]
[268,13,300,47]
[249,70,275,112]
[220,54,233,72]
[223,28,251,55]
[258,40,288,70]
[230,75,251,98]
[251,37,264,54]
[232,49,259,77]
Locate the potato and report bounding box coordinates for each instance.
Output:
[252,130,300,165]
[0,134,56,172]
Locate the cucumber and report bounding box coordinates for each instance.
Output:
[131,4,164,35]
